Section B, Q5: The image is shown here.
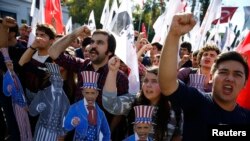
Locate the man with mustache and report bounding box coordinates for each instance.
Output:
[48,26,129,140]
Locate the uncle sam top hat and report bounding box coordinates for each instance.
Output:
[81,71,100,90]
[45,63,61,76]
[133,105,155,124]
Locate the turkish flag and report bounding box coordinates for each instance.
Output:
[236,31,250,110]
[45,0,64,34]
[212,7,238,24]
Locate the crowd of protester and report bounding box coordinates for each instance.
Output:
[0,12,249,141]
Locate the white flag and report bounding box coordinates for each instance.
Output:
[100,0,110,27]
[221,23,235,52]
[104,0,118,30]
[193,0,221,51]
[109,0,140,94]
[28,0,45,47]
[88,10,96,33]
[65,17,72,34]
[153,0,182,44]
[243,6,250,30]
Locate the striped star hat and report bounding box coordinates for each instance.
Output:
[81,71,100,90]
[133,105,155,124]
[45,63,61,76]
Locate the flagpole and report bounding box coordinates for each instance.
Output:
[138,9,143,32]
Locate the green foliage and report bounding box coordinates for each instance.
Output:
[133,0,164,42]
[65,0,208,42]
[66,0,105,28]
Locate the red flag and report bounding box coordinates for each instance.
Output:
[45,0,64,34]
[236,31,250,110]
[212,7,238,24]
[141,23,147,38]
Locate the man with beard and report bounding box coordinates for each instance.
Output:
[48,26,129,141]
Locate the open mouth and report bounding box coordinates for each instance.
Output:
[222,84,233,95]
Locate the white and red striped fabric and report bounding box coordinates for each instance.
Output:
[133,105,155,124]
[189,74,206,92]
[81,71,100,90]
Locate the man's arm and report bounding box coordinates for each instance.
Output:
[159,13,196,96]
[103,56,120,93]
[48,25,90,60]
[18,48,36,66]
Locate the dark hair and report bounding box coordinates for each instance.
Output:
[36,24,56,40]
[82,36,92,47]
[56,34,64,38]
[9,24,19,37]
[180,41,192,53]
[197,44,221,65]
[93,30,116,56]
[211,51,249,80]
[192,50,199,57]
[151,42,163,51]
[132,67,170,141]
[20,24,29,30]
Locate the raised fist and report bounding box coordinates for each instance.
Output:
[72,117,80,127]
[108,56,121,72]
[0,16,17,48]
[37,103,47,112]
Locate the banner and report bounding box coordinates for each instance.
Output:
[193,0,221,50]
[88,10,96,33]
[100,0,110,28]
[212,7,238,24]
[109,0,140,94]
[45,0,64,34]
[243,6,250,30]
[236,31,250,110]
[28,0,45,47]
[105,0,118,30]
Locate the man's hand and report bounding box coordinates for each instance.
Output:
[108,56,120,72]
[72,117,80,127]
[0,17,16,48]
[31,37,45,49]
[169,13,196,37]
[37,103,47,112]
[76,25,91,39]
[1,17,16,28]
[7,85,12,93]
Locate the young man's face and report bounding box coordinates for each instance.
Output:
[150,45,159,56]
[35,30,53,49]
[179,47,190,58]
[212,60,246,106]
[19,27,29,38]
[134,123,152,140]
[192,55,199,68]
[89,34,110,64]
[82,88,99,106]
[200,50,218,69]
